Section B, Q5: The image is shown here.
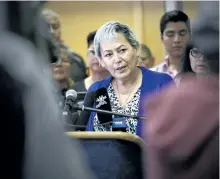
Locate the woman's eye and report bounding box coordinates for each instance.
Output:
[119,49,126,53]
[104,53,111,57]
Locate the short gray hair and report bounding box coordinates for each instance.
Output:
[94,21,139,58]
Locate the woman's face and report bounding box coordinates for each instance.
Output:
[99,33,138,80]
[52,49,71,82]
[189,48,209,75]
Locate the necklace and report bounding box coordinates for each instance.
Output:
[115,83,133,108]
[114,71,140,108]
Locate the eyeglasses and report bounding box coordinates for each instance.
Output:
[51,58,71,65]
[190,49,203,58]
[88,49,95,56]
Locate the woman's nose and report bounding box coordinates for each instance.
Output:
[113,53,122,64]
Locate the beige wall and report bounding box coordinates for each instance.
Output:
[184,1,199,21]
[143,1,165,65]
[45,1,199,66]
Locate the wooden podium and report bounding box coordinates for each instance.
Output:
[66,132,146,179]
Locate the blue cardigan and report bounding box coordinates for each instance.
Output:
[85,67,173,138]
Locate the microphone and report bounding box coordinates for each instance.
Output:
[63,89,77,116]
[74,104,143,119]
[63,89,145,119]
[76,91,87,95]
[64,89,146,130]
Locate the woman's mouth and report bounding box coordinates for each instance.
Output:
[116,66,126,70]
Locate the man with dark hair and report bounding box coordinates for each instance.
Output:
[138,44,155,68]
[73,30,109,102]
[87,30,96,48]
[42,8,87,82]
[151,10,190,85]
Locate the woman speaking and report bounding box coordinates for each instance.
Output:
[84,21,173,137]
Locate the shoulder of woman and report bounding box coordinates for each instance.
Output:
[141,67,173,84]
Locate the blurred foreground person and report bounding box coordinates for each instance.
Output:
[0,2,94,179]
[144,2,219,179]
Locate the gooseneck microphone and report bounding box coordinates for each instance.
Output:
[64,89,146,130]
[63,89,78,116]
[64,89,146,120]
[74,104,143,119]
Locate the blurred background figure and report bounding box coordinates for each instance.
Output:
[51,44,75,108]
[144,1,219,179]
[138,44,155,68]
[151,10,190,85]
[181,43,210,76]
[42,8,88,82]
[73,30,110,102]
[190,3,219,75]
[41,8,61,43]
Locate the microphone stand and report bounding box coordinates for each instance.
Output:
[73,104,146,120]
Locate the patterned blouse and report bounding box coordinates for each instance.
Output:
[93,83,141,135]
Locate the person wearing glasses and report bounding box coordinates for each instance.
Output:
[73,30,110,102]
[181,44,210,76]
[42,8,87,83]
[52,44,74,108]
